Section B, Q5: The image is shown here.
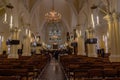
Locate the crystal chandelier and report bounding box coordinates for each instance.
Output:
[45,0,61,22]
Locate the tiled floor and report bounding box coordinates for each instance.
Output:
[39,58,66,80]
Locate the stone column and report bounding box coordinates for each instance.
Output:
[22,30,31,56]
[104,13,120,62]
[77,30,85,55]
[86,28,97,57]
[76,14,85,55]
[104,14,113,53]
[111,13,120,62]
[8,28,19,58]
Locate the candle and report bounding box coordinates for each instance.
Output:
[91,14,95,28]
[10,15,13,29]
[3,13,7,24]
[97,15,99,25]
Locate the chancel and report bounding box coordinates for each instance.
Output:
[0,0,120,80]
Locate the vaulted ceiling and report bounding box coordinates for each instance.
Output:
[0,0,119,40]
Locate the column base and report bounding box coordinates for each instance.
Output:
[77,52,86,56]
[22,53,31,56]
[36,53,41,54]
[88,53,97,57]
[109,55,120,62]
[8,54,19,59]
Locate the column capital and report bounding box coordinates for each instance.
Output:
[10,27,19,32]
[112,12,119,21]
[103,14,113,23]
[87,27,95,34]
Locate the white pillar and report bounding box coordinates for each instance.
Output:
[86,29,97,57]
[22,30,31,56]
[110,13,120,62]
[87,44,97,57]
[8,28,19,58]
[77,33,85,55]
[104,14,113,53]
[76,14,85,55]
[104,13,120,62]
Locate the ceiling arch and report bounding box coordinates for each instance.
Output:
[0,0,119,42]
[28,0,80,33]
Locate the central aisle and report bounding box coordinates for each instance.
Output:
[40,58,66,80]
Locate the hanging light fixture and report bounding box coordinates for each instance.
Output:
[90,4,109,28]
[3,3,14,28]
[45,0,61,22]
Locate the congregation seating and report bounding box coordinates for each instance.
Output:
[1,52,120,80]
[0,54,50,80]
[60,54,120,80]
[84,78,120,80]
[0,76,19,80]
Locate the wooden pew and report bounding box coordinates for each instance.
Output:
[0,76,19,80]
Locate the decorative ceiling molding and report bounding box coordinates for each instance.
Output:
[100,0,111,13]
[72,0,85,14]
[29,0,73,32]
[65,0,78,17]
[29,0,37,12]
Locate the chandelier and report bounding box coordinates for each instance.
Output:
[3,3,14,29]
[45,0,61,22]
